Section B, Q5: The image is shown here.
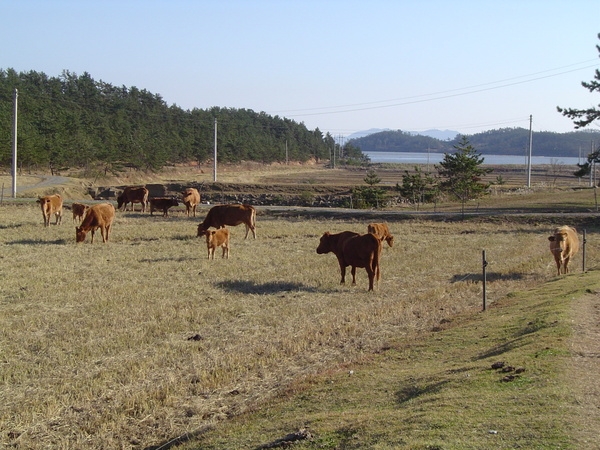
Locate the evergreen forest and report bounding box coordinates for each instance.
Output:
[0,69,337,173]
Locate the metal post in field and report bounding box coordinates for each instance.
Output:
[482,250,487,311]
[583,229,587,273]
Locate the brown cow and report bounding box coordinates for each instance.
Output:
[548,225,579,275]
[182,188,201,217]
[316,231,382,291]
[150,197,179,217]
[367,222,394,247]
[117,186,149,212]
[37,194,63,227]
[71,202,89,224]
[76,203,115,244]
[197,204,256,239]
[199,228,230,259]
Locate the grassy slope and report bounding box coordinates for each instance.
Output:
[186,271,599,449]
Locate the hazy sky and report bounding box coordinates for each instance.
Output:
[1,0,599,137]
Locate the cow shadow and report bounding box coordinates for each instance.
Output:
[216,279,318,294]
[450,272,525,283]
[139,256,196,263]
[0,223,23,230]
[7,238,68,245]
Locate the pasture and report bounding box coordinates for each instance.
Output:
[1,200,598,449]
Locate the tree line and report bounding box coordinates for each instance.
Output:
[0,69,343,173]
[350,127,600,157]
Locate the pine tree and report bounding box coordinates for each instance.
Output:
[557,33,600,128]
[437,136,492,216]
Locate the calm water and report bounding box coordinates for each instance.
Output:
[365,151,582,166]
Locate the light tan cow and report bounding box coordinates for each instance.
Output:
[548,225,579,275]
[76,203,115,244]
[71,202,89,224]
[37,194,63,227]
[182,188,201,217]
[199,228,230,259]
[367,222,394,247]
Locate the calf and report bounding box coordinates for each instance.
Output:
[150,197,179,217]
[548,225,579,275]
[316,231,381,291]
[37,194,63,227]
[76,203,115,244]
[367,222,394,247]
[200,228,230,259]
[71,202,89,224]
[182,188,201,217]
[197,204,256,239]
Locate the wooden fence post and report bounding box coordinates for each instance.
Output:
[482,250,487,311]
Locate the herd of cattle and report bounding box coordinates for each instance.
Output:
[34,188,580,290]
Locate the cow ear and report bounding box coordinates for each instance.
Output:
[548,236,555,241]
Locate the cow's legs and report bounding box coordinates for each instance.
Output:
[350,266,357,285]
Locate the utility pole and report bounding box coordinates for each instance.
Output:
[527,114,533,188]
[213,118,217,182]
[11,89,18,198]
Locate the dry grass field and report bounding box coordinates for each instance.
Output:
[1,163,600,449]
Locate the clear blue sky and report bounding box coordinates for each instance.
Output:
[1,0,599,137]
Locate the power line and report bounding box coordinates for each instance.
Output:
[269,59,599,117]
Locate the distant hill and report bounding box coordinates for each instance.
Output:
[349,128,600,158]
[347,128,458,141]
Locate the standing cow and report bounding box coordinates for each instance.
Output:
[117,186,149,212]
[197,204,256,239]
[199,228,230,259]
[150,197,179,217]
[37,194,63,227]
[367,222,394,247]
[548,225,579,275]
[316,231,382,291]
[182,188,201,217]
[71,202,89,224]
[76,203,115,244]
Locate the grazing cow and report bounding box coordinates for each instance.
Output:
[199,228,230,259]
[316,231,382,291]
[117,186,149,212]
[548,225,579,275]
[182,188,201,217]
[37,194,63,227]
[367,222,394,247]
[197,204,256,239]
[76,203,115,244]
[150,197,179,217]
[71,202,89,224]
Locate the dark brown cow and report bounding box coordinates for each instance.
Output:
[37,194,63,227]
[76,203,115,244]
[548,225,579,275]
[367,222,394,247]
[71,202,89,224]
[199,228,230,259]
[150,197,179,217]
[182,188,201,217]
[316,231,382,291]
[117,186,149,212]
[197,204,256,239]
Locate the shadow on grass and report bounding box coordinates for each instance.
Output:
[395,378,451,405]
[450,272,525,283]
[139,256,196,263]
[0,223,23,230]
[6,238,68,245]
[473,320,550,361]
[216,279,318,294]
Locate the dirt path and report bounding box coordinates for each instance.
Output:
[568,292,600,446]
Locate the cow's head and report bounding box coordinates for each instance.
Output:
[75,227,87,243]
[197,224,208,237]
[316,232,332,254]
[548,231,568,254]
